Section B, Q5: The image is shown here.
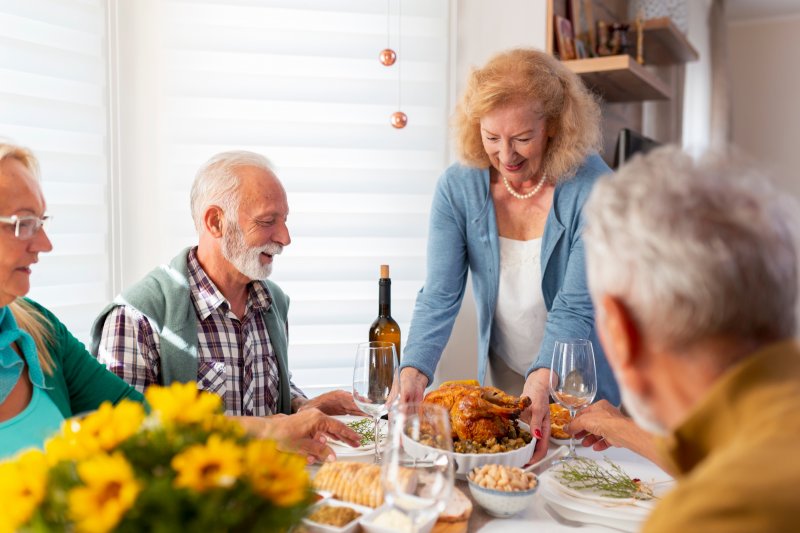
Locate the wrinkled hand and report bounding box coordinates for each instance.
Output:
[388,366,428,405]
[236,408,361,464]
[521,368,551,464]
[297,390,364,416]
[569,399,637,451]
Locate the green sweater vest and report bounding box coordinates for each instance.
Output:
[89,248,292,415]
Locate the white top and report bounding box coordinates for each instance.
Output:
[490,236,548,376]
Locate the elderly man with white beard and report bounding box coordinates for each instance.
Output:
[571,146,800,532]
[91,151,361,459]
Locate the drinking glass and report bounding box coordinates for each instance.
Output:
[381,402,455,533]
[353,341,398,463]
[550,338,597,460]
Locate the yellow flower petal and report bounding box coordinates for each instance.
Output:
[172,435,243,492]
[244,440,309,506]
[68,453,140,533]
[146,383,222,425]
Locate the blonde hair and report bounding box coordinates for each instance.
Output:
[0,142,53,374]
[454,48,602,180]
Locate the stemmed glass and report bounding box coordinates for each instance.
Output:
[381,402,455,533]
[352,341,398,463]
[550,338,597,460]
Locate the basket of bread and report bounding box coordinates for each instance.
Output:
[307,462,472,533]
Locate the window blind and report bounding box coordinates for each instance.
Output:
[157,0,450,396]
[0,0,109,343]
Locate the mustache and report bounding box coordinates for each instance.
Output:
[254,243,283,256]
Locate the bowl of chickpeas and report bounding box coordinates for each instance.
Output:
[466,464,539,518]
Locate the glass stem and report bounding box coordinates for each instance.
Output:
[568,409,577,457]
[373,415,381,463]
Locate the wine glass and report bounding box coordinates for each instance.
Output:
[353,341,398,463]
[550,338,597,460]
[381,402,455,533]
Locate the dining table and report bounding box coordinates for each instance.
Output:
[328,438,672,533]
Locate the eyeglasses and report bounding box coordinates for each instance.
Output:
[0,214,52,240]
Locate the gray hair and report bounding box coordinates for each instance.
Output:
[584,145,798,352]
[189,150,275,232]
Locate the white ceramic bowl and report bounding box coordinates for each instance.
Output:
[467,476,539,518]
[402,423,536,477]
[302,499,377,533]
[359,504,438,533]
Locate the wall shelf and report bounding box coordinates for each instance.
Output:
[562,55,670,102]
[638,17,699,65]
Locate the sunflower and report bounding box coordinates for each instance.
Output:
[68,452,141,533]
[244,440,309,507]
[0,449,48,533]
[172,434,243,491]
[146,382,222,425]
[44,401,145,465]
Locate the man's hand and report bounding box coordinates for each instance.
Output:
[233,408,361,464]
[521,368,551,464]
[295,390,364,416]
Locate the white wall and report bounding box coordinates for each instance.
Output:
[432,0,547,386]
[728,14,800,199]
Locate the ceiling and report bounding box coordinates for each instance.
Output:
[726,0,800,22]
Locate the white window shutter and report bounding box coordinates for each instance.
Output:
[158,0,450,396]
[0,0,109,343]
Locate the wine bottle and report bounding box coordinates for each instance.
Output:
[369,264,401,362]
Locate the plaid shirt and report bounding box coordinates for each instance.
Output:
[98,248,306,416]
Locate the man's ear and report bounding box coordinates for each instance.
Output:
[204,206,225,238]
[598,294,646,394]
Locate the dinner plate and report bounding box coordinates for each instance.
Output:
[549,436,573,447]
[328,416,386,457]
[539,457,673,529]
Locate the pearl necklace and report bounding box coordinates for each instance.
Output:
[502,172,548,200]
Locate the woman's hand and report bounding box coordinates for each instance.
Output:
[295,390,364,416]
[390,366,429,405]
[521,368,551,463]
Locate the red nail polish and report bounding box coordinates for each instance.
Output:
[534,429,543,439]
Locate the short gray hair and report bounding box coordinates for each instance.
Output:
[584,145,798,351]
[189,150,275,231]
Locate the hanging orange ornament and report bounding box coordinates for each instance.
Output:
[391,111,408,129]
[380,48,397,66]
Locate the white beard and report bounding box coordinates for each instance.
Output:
[619,382,669,437]
[221,221,282,280]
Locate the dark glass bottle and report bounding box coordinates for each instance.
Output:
[369,265,401,362]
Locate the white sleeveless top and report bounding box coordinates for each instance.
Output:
[490,236,548,376]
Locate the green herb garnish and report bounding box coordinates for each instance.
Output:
[346,418,379,447]
[556,457,655,500]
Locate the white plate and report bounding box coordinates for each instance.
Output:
[329,416,386,457]
[402,422,536,477]
[359,504,438,533]
[539,457,673,529]
[549,436,573,447]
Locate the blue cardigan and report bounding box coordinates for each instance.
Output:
[401,154,620,404]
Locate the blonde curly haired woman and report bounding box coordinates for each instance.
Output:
[399,48,620,463]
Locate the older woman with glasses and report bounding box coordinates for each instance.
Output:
[0,142,359,460]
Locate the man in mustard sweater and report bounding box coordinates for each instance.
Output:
[580,146,800,532]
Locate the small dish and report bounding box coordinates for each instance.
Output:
[360,504,438,533]
[467,475,539,518]
[550,436,573,447]
[302,499,376,533]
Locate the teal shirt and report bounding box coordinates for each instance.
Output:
[0,385,64,458]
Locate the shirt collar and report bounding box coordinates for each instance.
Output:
[657,339,800,476]
[187,247,272,320]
